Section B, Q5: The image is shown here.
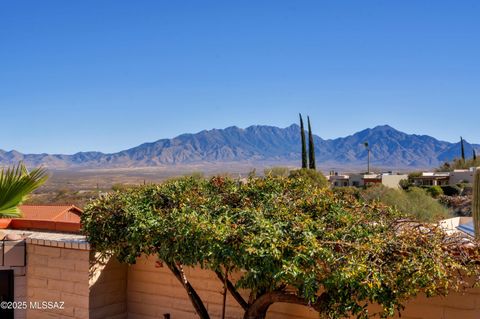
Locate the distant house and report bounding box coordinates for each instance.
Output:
[411,172,450,186]
[327,173,350,187]
[411,167,479,187]
[18,205,83,223]
[327,172,407,189]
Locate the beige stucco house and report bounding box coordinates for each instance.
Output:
[327,172,408,189]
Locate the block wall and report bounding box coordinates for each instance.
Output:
[26,244,90,319]
[89,254,128,319]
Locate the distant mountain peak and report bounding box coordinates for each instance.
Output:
[371,124,396,131]
[0,124,478,170]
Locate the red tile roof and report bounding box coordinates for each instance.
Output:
[18,205,83,222]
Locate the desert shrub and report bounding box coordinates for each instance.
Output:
[399,178,413,190]
[332,186,361,199]
[426,185,444,198]
[462,186,473,196]
[111,183,130,191]
[264,166,290,177]
[288,168,328,188]
[360,185,450,222]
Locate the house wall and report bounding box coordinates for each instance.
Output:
[449,169,476,185]
[89,254,128,319]
[26,244,90,319]
[127,255,319,319]
[124,255,480,319]
[381,174,408,189]
[349,174,365,187]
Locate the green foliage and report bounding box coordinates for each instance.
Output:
[461,136,465,161]
[332,186,360,199]
[299,114,307,169]
[360,185,450,222]
[83,176,480,319]
[399,178,413,190]
[426,185,444,198]
[264,166,290,178]
[307,116,316,170]
[0,163,48,218]
[473,170,480,239]
[408,171,422,179]
[288,168,328,188]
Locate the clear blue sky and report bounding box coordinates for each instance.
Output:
[1,1,479,154]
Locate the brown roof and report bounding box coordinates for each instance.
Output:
[18,205,83,221]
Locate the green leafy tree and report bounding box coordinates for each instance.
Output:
[83,176,479,319]
[0,163,48,218]
[307,116,316,170]
[299,114,307,169]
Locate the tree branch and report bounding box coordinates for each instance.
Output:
[215,270,248,310]
[166,261,210,319]
[243,291,324,319]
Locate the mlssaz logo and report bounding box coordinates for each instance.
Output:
[29,301,65,310]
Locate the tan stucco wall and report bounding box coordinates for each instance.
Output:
[26,244,90,319]
[381,174,408,189]
[89,255,128,319]
[127,255,319,319]
[126,255,480,319]
[21,245,480,319]
[449,169,476,185]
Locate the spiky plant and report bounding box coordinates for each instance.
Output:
[299,114,307,169]
[307,116,316,170]
[0,163,48,218]
[474,169,480,240]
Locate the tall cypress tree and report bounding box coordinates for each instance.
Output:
[461,137,465,161]
[474,149,477,161]
[299,114,307,169]
[307,116,316,170]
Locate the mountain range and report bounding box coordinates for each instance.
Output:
[0,124,478,170]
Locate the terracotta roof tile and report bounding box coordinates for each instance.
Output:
[18,205,83,221]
